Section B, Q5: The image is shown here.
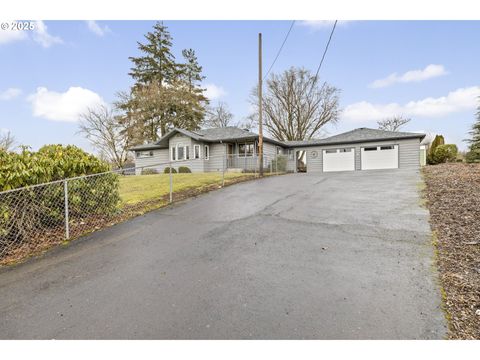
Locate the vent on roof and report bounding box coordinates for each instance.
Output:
[243,128,250,132]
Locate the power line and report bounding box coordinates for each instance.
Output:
[313,20,338,84]
[263,20,296,81]
[306,20,338,98]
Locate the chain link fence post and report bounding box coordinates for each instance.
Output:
[64,179,70,240]
[169,162,173,203]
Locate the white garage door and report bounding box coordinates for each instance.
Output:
[323,148,355,172]
[361,145,398,170]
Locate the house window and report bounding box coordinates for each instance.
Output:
[380,146,394,150]
[276,147,283,155]
[186,146,190,159]
[204,145,209,160]
[171,147,176,161]
[177,144,185,160]
[194,144,200,159]
[364,147,378,151]
[136,151,153,158]
[239,142,255,157]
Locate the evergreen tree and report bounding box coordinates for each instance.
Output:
[176,48,208,129]
[467,101,480,151]
[118,22,208,143]
[128,22,177,86]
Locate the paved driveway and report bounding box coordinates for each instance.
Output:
[0,170,446,339]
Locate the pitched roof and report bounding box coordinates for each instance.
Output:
[129,127,426,151]
[129,126,284,151]
[285,128,425,147]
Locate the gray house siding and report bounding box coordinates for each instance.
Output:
[295,137,421,173]
[134,149,169,175]
[204,143,225,172]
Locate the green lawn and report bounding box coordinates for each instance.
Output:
[119,172,253,205]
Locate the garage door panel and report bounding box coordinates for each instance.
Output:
[323,148,355,172]
[361,145,398,170]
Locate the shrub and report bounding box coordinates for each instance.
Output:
[427,135,445,165]
[465,149,480,163]
[433,144,458,164]
[178,166,191,173]
[164,166,177,173]
[0,145,119,253]
[141,168,158,175]
[270,155,287,172]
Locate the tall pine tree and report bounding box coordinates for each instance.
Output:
[467,100,480,151]
[128,22,176,86]
[118,22,208,143]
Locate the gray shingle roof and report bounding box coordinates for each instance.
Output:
[129,127,284,151]
[130,127,425,151]
[284,128,425,147]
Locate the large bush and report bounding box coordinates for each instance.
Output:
[0,145,119,253]
[432,144,458,164]
[427,135,445,165]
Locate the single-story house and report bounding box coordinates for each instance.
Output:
[129,126,425,174]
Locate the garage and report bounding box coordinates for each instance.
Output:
[322,148,355,172]
[361,145,398,170]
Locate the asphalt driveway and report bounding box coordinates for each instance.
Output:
[0,170,446,339]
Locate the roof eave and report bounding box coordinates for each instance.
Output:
[287,134,425,148]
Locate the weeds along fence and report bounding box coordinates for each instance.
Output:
[0,153,294,265]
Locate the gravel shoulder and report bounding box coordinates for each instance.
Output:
[423,163,480,339]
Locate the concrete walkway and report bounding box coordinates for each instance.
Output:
[0,170,446,339]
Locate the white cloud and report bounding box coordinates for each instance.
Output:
[370,64,447,88]
[343,86,480,122]
[32,21,63,48]
[299,20,350,31]
[28,87,105,122]
[86,20,111,37]
[0,21,28,44]
[0,88,22,100]
[205,84,226,100]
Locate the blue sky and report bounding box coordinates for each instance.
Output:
[0,20,479,151]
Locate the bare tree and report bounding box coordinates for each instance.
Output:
[0,130,16,151]
[78,105,132,168]
[204,102,234,128]
[377,116,411,132]
[249,67,340,141]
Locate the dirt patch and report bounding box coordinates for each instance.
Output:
[423,163,480,339]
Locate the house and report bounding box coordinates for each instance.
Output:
[129,127,425,174]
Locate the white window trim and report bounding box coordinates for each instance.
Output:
[204,144,210,160]
[170,147,176,161]
[194,144,200,159]
[238,142,255,157]
[137,150,154,158]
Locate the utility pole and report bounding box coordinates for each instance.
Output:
[258,32,264,176]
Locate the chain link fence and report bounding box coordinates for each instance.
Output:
[0,153,294,265]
